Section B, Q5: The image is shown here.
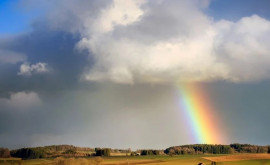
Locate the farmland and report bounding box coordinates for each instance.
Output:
[1,154,270,165]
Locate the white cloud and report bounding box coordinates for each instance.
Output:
[78,1,270,84]
[91,0,146,34]
[18,62,49,76]
[23,0,270,84]
[0,49,26,64]
[76,0,228,84]
[214,15,270,82]
[0,49,50,78]
[0,91,42,110]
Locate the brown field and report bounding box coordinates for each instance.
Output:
[0,158,22,165]
[1,154,270,165]
[103,159,164,165]
[109,152,130,156]
[203,153,270,162]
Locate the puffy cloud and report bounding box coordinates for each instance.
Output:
[18,62,49,76]
[0,91,42,110]
[0,49,26,64]
[214,15,270,82]
[20,0,270,84]
[75,0,270,84]
[91,0,146,34]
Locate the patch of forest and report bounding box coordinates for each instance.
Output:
[1,143,270,159]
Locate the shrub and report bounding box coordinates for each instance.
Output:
[140,150,160,155]
[0,148,10,158]
[130,152,136,156]
[95,148,110,156]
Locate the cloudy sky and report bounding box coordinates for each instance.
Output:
[1,0,270,149]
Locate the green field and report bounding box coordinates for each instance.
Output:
[1,154,270,165]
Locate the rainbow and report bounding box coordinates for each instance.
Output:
[177,83,225,144]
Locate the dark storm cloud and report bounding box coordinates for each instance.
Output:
[0,27,89,94]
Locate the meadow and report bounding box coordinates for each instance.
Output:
[1,154,270,165]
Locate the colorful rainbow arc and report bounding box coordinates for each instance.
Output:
[177,83,225,144]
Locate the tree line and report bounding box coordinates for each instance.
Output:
[9,147,112,159]
[1,144,270,159]
[164,144,270,155]
[230,143,269,153]
[11,148,45,159]
[8,145,94,159]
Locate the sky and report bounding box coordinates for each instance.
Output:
[0,0,270,150]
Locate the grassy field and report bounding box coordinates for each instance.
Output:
[1,154,270,165]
